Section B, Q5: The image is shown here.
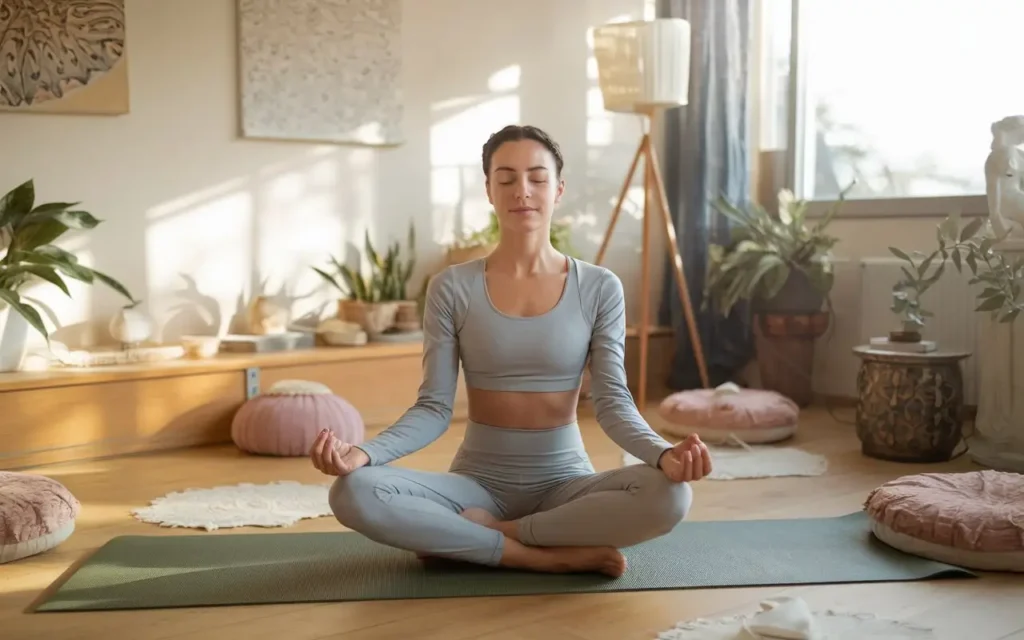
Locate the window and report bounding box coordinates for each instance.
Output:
[758,0,1024,213]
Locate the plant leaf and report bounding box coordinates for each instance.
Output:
[0,264,70,296]
[91,269,136,302]
[13,219,69,250]
[0,289,48,341]
[960,217,983,242]
[0,180,35,228]
[21,207,99,231]
[976,295,1005,312]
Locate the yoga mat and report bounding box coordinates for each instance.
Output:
[35,511,973,612]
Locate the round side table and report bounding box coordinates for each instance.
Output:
[852,346,971,463]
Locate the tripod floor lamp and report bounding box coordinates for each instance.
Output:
[591,18,710,410]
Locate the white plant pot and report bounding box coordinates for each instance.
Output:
[109,305,153,348]
[0,305,30,373]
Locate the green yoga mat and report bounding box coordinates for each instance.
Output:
[36,511,973,612]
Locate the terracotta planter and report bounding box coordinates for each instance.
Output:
[754,312,830,407]
[343,301,399,336]
[393,300,421,332]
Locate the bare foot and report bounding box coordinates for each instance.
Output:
[500,539,627,578]
[460,507,499,528]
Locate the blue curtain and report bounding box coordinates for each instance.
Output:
[657,0,755,390]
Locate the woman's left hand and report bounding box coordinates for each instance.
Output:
[658,434,713,483]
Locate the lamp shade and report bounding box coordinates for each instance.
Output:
[592,18,691,113]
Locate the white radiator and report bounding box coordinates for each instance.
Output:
[813,257,979,405]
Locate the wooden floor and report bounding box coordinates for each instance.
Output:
[4,406,1022,640]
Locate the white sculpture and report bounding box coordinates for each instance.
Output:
[985,115,1024,238]
[974,116,1024,472]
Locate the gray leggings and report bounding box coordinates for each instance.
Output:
[328,420,693,566]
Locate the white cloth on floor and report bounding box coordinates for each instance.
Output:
[743,597,816,639]
[655,595,934,640]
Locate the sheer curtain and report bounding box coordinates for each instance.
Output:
[656,0,755,390]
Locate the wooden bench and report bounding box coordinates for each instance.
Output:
[0,331,675,470]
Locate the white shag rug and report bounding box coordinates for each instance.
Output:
[657,596,933,639]
[624,445,827,480]
[131,481,333,531]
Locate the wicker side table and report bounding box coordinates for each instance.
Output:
[852,346,971,463]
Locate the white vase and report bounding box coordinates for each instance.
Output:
[0,305,30,373]
[109,304,153,348]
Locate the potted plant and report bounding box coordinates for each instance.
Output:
[313,227,417,337]
[0,179,136,371]
[446,211,578,266]
[889,214,1024,336]
[704,186,850,405]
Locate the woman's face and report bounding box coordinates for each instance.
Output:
[485,139,565,237]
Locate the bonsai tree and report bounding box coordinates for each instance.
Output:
[0,179,136,342]
[889,214,1024,332]
[704,185,851,317]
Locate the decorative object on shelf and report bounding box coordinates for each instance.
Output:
[217,331,314,353]
[1,471,80,564]
[0,0,129,116]
[852,345,971,463]
[316,318,367,347]
[0,179,137,372]
[246,295,288,335]
[180,335,220,359]
[231,379,365,456]
[53,344,185,368]
[108,300,153,349]
[705,186,851,405]
[985,115,1024,239]
[656,382,800,444]
[865,470,1024,572]
[131,481,332,531]
[238,0,403,146]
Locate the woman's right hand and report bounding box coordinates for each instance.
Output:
[310,429,370,476]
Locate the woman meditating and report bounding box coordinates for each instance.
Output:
[309,124,712,577]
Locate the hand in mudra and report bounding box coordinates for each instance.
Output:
[309,429,369,476]
[659,434,712,483]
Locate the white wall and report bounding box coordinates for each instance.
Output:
[0,0,666,350]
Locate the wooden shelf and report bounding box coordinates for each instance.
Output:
[0,342,424,393]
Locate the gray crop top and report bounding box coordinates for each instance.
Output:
[355,256,674,469]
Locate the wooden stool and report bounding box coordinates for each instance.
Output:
[852,346,971,463]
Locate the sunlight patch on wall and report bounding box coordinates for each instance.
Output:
[145,190,254,338]
[429,94,520,245]
[487,65,521,92]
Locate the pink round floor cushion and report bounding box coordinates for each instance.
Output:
[657,382,800,444]
[231,379,365,456]
[865,470,1024,572]
[1,472,80,564]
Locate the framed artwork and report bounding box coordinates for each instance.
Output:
[237,0,404,146]
[0,0,129,115]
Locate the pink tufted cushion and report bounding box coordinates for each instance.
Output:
[1,472,80,563]
[231,379,365,456]
[659,384,799,432]
[865,471,1024,553]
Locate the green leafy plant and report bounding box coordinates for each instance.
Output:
[313,223,417,302]
[0,179,136,341]
[890,214,1024,328]
[704,186,851,316]
[451,210,578,257]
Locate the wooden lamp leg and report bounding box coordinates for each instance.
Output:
[647,140,710,389]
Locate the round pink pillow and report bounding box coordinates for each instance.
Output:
[657,382,799,444]
[1,472,80,564]
[865,470,1024,572]
[231,380,365,456]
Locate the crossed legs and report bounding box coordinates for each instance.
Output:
[328,462,691,576]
